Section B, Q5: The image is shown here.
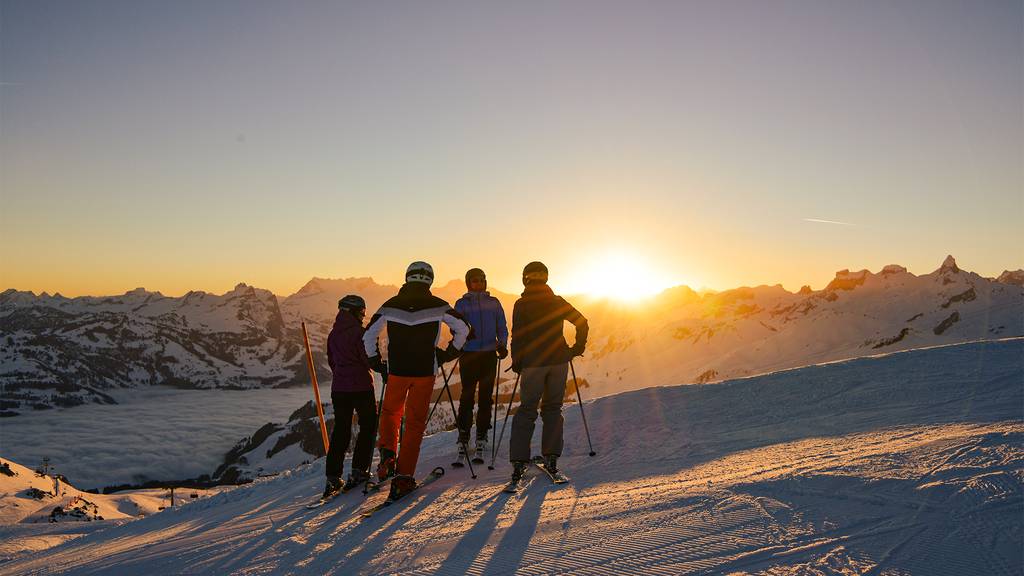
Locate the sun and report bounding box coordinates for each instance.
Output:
[566,250,677,302]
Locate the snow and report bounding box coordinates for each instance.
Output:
[0,458,226,561]
[0,338,1019,575]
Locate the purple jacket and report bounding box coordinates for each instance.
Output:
[327,310,373,392]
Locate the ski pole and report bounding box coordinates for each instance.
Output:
[570,359,596,457]
[301,322,330,455]
[426,356,460,426]
[490,357,500,462]
[364,369,388,495]
[440,362,477,479]
[488,371,520,470]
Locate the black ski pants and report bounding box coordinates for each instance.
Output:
[456,351,497,441]
[325,390,377,478]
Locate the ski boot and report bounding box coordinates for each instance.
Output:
[503,461,529,493]
[540,454,570,484]
[543,455,558,475]
[387,475,417,502]
[376,448,396,482]
[344,469,370,492]
[472,436,488,464]
[322,476,342,500]
[453,434,469,467]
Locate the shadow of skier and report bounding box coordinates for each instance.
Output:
[479,485,548,575]
[328,489,445,573]
[432,486,515,575]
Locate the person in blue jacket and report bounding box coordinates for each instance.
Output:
[453,268,508,459]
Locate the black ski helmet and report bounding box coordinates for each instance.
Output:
[522,261,549,286]
[338,294,366,313]
[465,268,486,291]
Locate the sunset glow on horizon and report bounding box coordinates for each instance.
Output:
[560,249,687,302]
[1,2,1020,298]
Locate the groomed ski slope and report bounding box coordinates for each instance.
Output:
[2,339,1021,575]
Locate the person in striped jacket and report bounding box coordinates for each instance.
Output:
[363,261,472,501]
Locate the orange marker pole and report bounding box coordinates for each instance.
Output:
[302,321,330,455]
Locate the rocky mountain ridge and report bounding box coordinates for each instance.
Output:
[2,257,1021,416]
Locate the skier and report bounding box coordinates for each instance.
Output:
[363,261,472,501]
[453,268,508,462]
[322,294,377,499]
[507,261,588,488]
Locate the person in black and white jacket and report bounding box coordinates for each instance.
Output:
[363,261,471,501]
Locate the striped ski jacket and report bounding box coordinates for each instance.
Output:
[363,282,472,377]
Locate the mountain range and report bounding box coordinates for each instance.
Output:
[2,256,1021,416]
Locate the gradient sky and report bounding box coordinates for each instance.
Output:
[2,0,1021,298]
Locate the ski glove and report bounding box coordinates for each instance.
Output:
[368,355,387,374]
[496,344,509,360]
[569,343,585,358]
[435,344,461,364]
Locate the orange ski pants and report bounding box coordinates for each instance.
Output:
[377,374,435,476]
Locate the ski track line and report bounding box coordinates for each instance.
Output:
[409,487,789,575]
[383,422,1022,575]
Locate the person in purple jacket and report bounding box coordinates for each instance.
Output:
[454,268,508,461]
[323,294,377,498]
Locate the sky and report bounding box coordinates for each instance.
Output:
[1,0,1021,299]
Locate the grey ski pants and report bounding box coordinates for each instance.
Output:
[509,363,568,462]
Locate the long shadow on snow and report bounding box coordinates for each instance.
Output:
[428,472,553,576]
[556,339,1023,489]
[327,489,446,575]
[712,447,1024,575]
[479,483,548,576]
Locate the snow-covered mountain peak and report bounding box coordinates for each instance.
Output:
[880,264,908,275]
[436,278,466,293]
[293,278,327,296]
[826,268,871,291]
[938,254,960,274]
[997,269,1024,287]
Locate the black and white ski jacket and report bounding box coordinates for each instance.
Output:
[363,282,472,377]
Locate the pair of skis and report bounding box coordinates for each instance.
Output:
[304,470,396,510]
[502,456,570,493]
[306,481,363,509]
[358,466,446,518]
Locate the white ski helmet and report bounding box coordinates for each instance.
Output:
[405,261,434,286]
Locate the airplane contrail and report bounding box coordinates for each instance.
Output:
[803,218,856,227]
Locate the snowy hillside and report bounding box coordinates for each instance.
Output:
[2,339,1020,575]
[2,256,1020,415]
[0,457,222,559]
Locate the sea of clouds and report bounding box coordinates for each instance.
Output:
[0,386,320,490]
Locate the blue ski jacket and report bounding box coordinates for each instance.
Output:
[454,291,508,352]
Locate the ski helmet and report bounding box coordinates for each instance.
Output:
[465,268,486,291]
[522,261,548,285]
[405,261,434,286]
[338,294,366,313]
